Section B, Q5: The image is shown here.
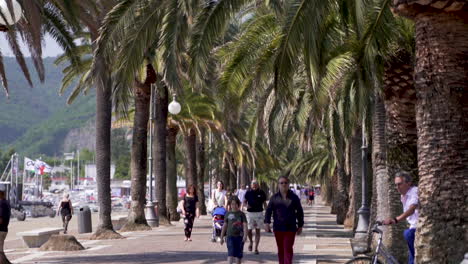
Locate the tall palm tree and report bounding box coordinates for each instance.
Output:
[392,1,468,262]
[54,0,123,239]
[153,77,170,225]
[166,121,179,221]
[119,64,157,231]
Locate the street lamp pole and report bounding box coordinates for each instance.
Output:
[352,118,370,253]
[145,84,158,227]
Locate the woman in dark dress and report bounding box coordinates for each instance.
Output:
[181,185,200,241]
[57,193,73,234]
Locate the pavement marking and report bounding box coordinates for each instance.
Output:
[12,252,48,263]
[86,245,111,251]
[79,240,101,246]
[303,244,317,250]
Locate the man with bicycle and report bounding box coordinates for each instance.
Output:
[383,171,419,264]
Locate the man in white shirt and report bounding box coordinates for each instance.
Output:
[383,171,419,264]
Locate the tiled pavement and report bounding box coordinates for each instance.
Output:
[6,197,354,264]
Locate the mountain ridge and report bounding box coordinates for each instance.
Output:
[0,57,96,156]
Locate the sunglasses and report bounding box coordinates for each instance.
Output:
[279,182,289,185]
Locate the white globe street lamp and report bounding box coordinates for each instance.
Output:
[0,0,23,26]
[168,95,181,115]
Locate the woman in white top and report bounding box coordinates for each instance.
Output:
[212,181,227,208]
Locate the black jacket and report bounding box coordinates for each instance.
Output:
[264,190,304,232]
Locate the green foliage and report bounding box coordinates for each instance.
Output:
[0,148,15,175]
[0,57,96,156]
[111,128,131,180]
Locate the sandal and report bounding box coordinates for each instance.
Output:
[254,249,259,255]
[248,244,253,251]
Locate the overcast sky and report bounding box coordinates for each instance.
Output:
[0,34,64,57]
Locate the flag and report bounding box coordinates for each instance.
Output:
[34,160,52,175]
[24,157,36,172]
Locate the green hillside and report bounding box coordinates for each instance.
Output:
[0,57,95,156]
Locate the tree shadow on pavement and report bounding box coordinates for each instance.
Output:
[36,250,306,263]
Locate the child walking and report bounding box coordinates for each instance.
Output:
[220,196,248,264]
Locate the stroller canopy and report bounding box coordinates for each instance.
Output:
[212,206,226,216]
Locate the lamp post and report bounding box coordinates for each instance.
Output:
[0,0,23,31]
[168,94,181,115]
[145,84,158,227]
[146,89,181,227]
[352,119,370,254]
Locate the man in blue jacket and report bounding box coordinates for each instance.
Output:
[264,176,304,264]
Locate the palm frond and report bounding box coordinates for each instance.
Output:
[189,0,253,83]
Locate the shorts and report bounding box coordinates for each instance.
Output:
[246,212,264,230]
[308,195,315,201]
[227,236,244,258]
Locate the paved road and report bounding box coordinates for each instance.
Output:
[5,198,354,264]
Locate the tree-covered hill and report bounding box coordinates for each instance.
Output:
[0,57,95,156]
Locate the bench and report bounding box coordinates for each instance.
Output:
[17,227,63,248]
[111,215,128,230]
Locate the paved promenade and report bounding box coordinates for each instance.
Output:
[5,198,354,264]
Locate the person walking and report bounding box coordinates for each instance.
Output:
[235,185,247,211]
[243,180,267,254]
[265,176,304,264]
[0,189,11,264]
[220,196,248,264]
[213,181,228,208]
[181,184,200,241]
[383,171,419,264]
[308,188,315,206]
[57,193,73,234]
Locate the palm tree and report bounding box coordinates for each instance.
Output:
[0,0,80,96]
[153,77,170,225]
[119,64,157,231]
[392,2,468,262]
[166,121,179,221]
[54,0,123,239]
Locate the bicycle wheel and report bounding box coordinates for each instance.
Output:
[345,256,382,264]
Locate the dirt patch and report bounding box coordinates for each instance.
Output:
[120,222,151,232]
[90,228,124,240]
[39,235,85,251]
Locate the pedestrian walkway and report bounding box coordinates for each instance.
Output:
[6,197,354,263]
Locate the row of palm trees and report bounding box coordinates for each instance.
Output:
[2,0,466,263]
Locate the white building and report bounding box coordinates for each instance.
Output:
[85,164,116,180]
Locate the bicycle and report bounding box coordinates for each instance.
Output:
[345,221,400,264]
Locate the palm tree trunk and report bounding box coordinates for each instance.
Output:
[383,52,418,262]
[184,128,197,188]
[240,165,248,189]
[121,81,151,231]
[222,154,230,190]
[122,64,157,231]
[369,93,388,243]
[393,3,468,262]
[92,56,120,239]
[153,79,169,225]
[166,123,180,221]
[413,11,468,264]
[196,128,207,215]
[344,128,362,230]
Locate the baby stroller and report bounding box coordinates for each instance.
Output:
[211,206,226,242]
